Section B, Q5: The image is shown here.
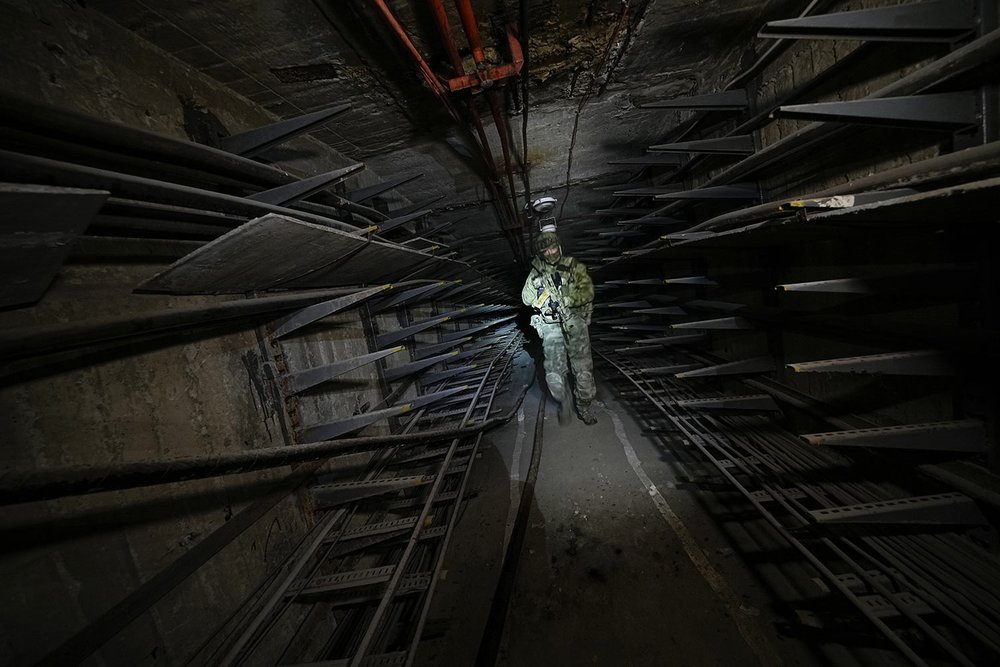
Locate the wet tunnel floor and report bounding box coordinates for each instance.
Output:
[415,354,830,667]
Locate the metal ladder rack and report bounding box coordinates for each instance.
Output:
[596,348,1000,667]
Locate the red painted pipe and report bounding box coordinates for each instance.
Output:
[371,0,447,95]
[428,0,465,75]
[454,0,485,63]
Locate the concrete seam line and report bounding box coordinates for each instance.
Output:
[599,402,784,667]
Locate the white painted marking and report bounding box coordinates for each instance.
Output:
[600,402,784,667]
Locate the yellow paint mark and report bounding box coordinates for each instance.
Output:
[392,346,405,353]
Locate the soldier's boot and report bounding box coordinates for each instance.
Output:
[577,401,598,426]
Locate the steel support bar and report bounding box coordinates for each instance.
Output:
[654,184,760,200]
[247,164,365,206]
[801,420,988,452]
[593,207,655,217]
[301,386,468,442]
[758,0,976,43]
[0,390,531,505]
[0,184,108,308]
[672,316,753,330]
[0,149,361,233]
[219,104,352,156]
[393,196,444,217]
[638,364,703,376]
[348,173,423,203]
[617,216,688,227]
[439,316,515,342]
[270,285,394,338]
[608,154,684,167]
[290,347,406,394]
[370,282,452,312]
[597,230,646,238]
[675,356,776,378]
[777,92,979,128]
[783,188,918,210]
[612,186,684,197]
[0,286,376,361]
[420,365,475,385]
[414,337,473,359]
[376,313,455,347]
[634,307,687,315]
[383,350,461,382]
[810,493,987,526]
[642,334,707,345]
[788,350,957,376]
[377,209,432,234]
[603,300,653,309]
[640,89,749,110]
[649,135,755,155]
[665,276,718,285]
[776,271,971,295]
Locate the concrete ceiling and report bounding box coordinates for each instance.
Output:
[88,0,804,271]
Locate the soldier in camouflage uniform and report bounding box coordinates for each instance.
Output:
[521,231,598,425]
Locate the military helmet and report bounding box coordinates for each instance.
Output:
[533,231,560,255]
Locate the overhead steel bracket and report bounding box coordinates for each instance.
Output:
[801,420,988,452]
[649,135,755,155]
[376,311,460,347]
[369,281,452,313]
[347,172,423,203]
[270,285,392,338]
[290,346,406,393]
[378,208,432,234]
[640,89,749,111]
[664,276,718,286]
[301,385,467,441]
[654,183,761,200]
[675,356,776,378]
[617,217,688,227]
[758,0,976,43]
[635,307,687,316]
[219,104,351,157]
[787,350,957,376]
[383,350,461,382]
[247,163,364,206]
[672,316,754,330]
[609,154,685,167]
[638,363,703,376]
[776,92,979,129]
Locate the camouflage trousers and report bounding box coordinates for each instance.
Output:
[530,311,595,407]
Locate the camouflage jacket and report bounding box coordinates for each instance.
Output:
[521,255,594,322]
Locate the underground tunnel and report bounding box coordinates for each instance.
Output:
[1,0,999,665]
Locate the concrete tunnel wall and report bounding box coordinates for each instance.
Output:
[0,2,415,664]
[1,0,998,664]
